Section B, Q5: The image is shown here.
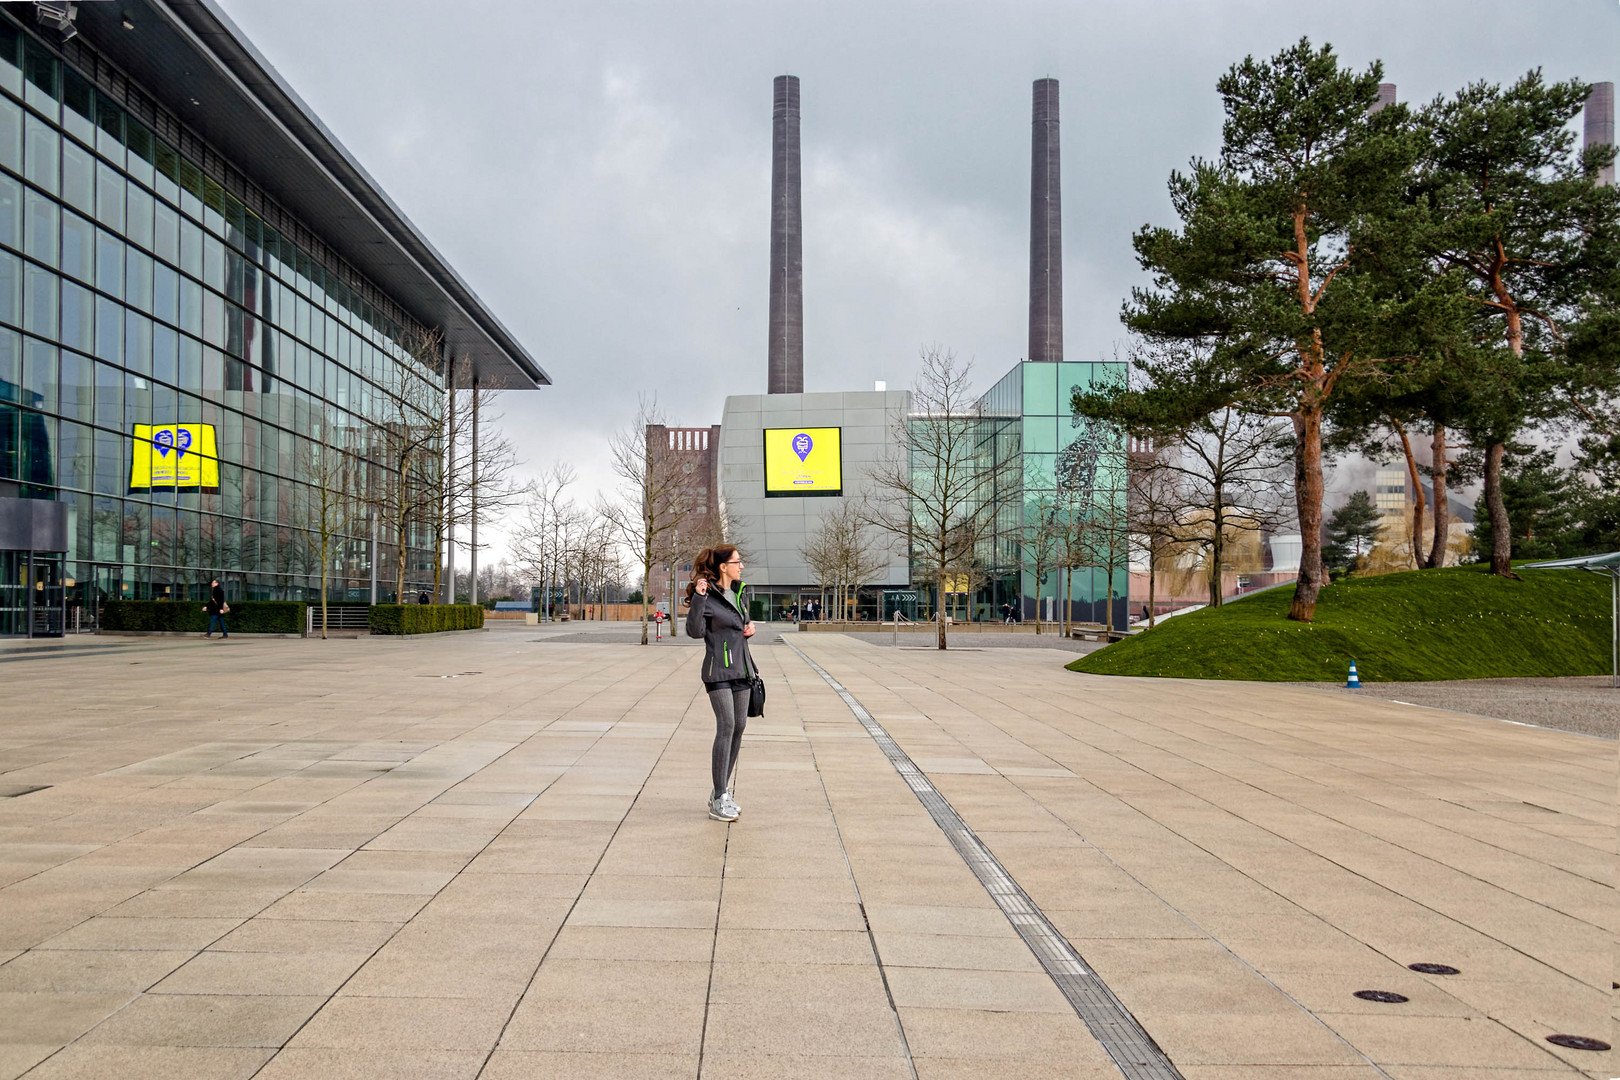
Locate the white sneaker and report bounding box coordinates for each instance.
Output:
[721,792,741,818]
[708,796,737,822]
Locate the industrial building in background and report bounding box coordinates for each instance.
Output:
[0,0,546,635]
[1588,81,1614,187]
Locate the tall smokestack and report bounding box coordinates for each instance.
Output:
[1586,82,1614,187]
[1371,83,1397,114]
[768,75,803,394]
[1029,78,1062,364]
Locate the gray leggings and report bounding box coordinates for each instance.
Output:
[707,683,750,796]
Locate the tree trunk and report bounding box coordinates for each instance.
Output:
[319,534,329,639]
[935,569,947,650]
[1033,563,1042,634]
[1484,441,1512,577]
[1393,420,1426,569]
[395,521,408,604]
[1288,407,1326,622]
[1207,485,1225,608]
[1147,550,1157,629]
[1425,425,1450,569]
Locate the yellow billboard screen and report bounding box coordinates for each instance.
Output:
[129,424,220,493]
[764,427,842,497]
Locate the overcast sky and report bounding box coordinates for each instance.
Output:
[217,0,1617,563]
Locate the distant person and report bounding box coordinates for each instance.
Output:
[204,579,229,638]
[686,544,756,823]
[417,591,429,605]
[1141,604,1151,623]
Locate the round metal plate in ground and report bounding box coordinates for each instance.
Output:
[1407,963,1459,975]
[1545,1034,1610,1051]
[1353,990,1409,1003]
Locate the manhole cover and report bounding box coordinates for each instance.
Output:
[1353,990,1409,1003]
[1545,1034,1610,1051]
[1407,963,1459,975]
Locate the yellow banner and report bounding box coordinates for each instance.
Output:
[764,427,842,497]
[129,424,220,492]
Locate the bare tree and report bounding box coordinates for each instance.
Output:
[867,347,1007,650]
[800,500,890,623]
[1073,430,1131,636]
[364,326,446,604]
[510,463,578,621]
[302,410,361,638]
[1126,438,1187,629]
[1157,410,1294,607]
[602,398,703,644]
[1017,481,1063,634]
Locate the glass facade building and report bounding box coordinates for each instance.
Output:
[963,359,1127,624]
[0,5,544,634]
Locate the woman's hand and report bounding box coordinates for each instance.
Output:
[693,578,709,596]
[743,621,756,638]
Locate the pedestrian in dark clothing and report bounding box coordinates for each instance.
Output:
[686,544,756,823]
[204,579,229,638]
[417,591,429,604]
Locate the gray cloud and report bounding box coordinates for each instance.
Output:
[217,0,1617,554]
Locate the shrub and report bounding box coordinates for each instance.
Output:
[367,604,486,635]
[101,600,305,634]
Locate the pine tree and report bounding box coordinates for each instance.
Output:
[1323,490,1383,572]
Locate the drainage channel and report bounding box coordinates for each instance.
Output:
[784,637,1184,1080]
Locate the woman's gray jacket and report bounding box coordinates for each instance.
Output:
[686,583,755,685]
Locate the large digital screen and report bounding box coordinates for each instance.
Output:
[764,427,842,497]
[129,423,220,494]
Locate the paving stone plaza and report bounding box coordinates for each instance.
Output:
[0,625,1610,1079]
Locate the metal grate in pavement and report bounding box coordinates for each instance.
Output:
[785,638,1185,1080]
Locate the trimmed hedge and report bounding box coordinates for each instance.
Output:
[368,604,486,635]
[101,600,306,634]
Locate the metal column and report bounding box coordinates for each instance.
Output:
[444,360,455,604]
[469,377,479,606]
[369,512,378,605]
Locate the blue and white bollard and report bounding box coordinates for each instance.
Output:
[1346,660,1361,689]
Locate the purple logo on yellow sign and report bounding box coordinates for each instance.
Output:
[792,433,812,461]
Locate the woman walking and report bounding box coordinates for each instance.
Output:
[685,545,755,822]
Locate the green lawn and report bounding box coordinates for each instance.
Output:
[1066,564,1614,682]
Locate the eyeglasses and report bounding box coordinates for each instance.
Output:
[724,558,743,565]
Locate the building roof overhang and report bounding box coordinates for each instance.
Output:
[59,0,548,389]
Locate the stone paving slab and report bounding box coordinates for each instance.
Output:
[0,629,1609,1078]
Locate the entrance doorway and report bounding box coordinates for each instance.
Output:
[0,551,66,637]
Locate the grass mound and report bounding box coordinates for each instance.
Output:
[1066,563,1613,682]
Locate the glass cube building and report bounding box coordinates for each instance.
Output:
[0,2,546,634]
[967,358,1127,625]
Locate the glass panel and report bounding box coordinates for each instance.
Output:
[60,208,91,281]
[95,92,123,162]
[223,191,244,250]
[93,432,121,497]
[125,118,154,188]
[24,113,57,194]
[22,336,55,412]
[0,248,19,327]
[59,279,90,351]
[179,217,201,277]
[201,176,224,235]
[59,349,89,422]
[0,95,18,175]
[95,229,121,298]
[202,291,223,347]
[124,311,152,376]
[177,156,203,220]
[93,296,120,362]
[152,262,177,326]
[23,188,55,265]
[126,184,153,251]
[179,335,200,390]
[61,68,93,145]
[23,263,55,337]
[0,325,14,396]
[153,198,178,265]
[152,139,178,204]
[152,323,177,385]
[178,277,201,335]
[0,21,19,98]
[95,162,123,231]
[203,235,223,291]
[200,345,221,397]
[59,418,91,491]
[1022,362,1058,416]
[93,360,121,430]
[60,136,91,213]
[0,172,18,250]
[126,248,153,312]
[124,371,148,429]
[22,36,56,119]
